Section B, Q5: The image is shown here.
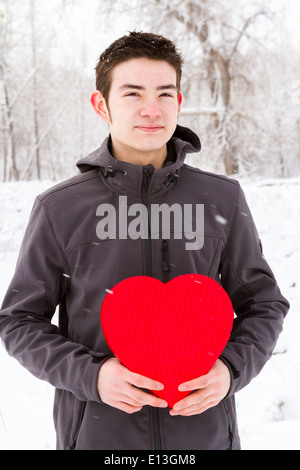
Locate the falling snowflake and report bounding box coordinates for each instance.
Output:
[215,214,227,225]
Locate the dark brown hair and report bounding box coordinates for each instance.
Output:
[95,31,184,103]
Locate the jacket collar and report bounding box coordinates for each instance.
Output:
[76,124,201,199]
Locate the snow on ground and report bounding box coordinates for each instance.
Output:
[0,177,299,450]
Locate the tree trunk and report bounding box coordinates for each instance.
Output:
[30,0,41,179]
[0,64,19,181]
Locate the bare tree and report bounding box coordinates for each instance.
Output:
[103,0,294,177]
[142,0,274,174]
[0,0,104,181]
[1,0,298,181]
[0,2,19,181]
[29,0,40,179]
[0,62,19,181]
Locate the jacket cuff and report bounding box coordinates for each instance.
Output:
[85,352,114,403]
[219,354,240,398]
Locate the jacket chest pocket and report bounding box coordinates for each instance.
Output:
[151,236,224,281]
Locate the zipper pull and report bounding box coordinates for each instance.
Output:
[141,165,154,202]
[143,169,150,183]
[142,165,154,181]
[161,239,169,273]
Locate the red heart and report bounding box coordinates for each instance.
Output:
[100,274,233,408]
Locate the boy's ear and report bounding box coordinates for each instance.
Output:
[177,92,183,115]
[90,91,110,123]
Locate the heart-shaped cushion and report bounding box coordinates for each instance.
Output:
[100,274,234,408]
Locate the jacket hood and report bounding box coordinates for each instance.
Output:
[76,124,201,174]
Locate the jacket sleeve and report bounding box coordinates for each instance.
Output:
[0,197,109,403]
[219,183,289,396]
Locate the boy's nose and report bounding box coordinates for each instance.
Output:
[140,100,162,118]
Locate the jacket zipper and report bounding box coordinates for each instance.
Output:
[141,166,153,277]
[141,166,162,451]
[161,239,170,283]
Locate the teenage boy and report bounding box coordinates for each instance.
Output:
[0,32,289,450]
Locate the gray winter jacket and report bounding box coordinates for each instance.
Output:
[0,125,289,450]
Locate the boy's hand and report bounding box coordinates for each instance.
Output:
[170,359,231,416]
[97,357,168,414]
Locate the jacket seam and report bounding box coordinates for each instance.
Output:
[36,196,69,271]
[38,170,100,201]
[65,393,76,450]
[223,251,256,299]
[222,182,240,251]
[221,399,233,449]
[207,238,224,277]
[70,401,87,450]
[220,184,256,298]
[65,233,226,260]
[181,164,240,186]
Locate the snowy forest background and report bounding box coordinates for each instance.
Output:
[1,0,300,181]
[1,0,300,450]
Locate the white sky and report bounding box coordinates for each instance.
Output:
[270,0,300,46]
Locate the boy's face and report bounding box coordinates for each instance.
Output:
[91,58,182,168]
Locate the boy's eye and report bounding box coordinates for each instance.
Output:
[124,92,175,98]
